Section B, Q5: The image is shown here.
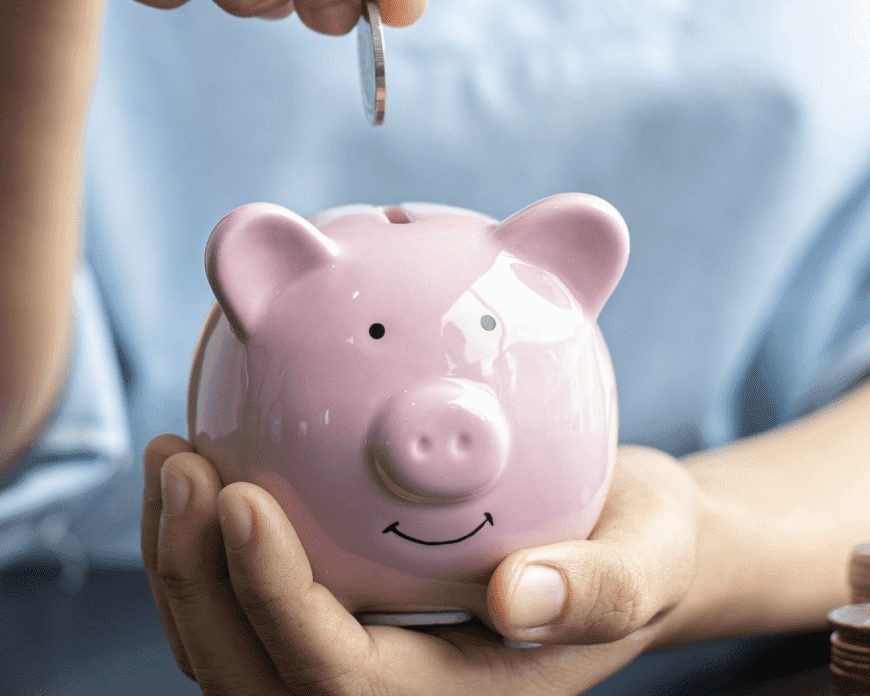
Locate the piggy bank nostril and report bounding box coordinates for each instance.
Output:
[412,435,433,459]
[455,432,473,453]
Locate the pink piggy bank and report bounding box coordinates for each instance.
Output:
[188,193,629,626]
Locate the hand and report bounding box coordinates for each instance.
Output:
[142,436,699,695]
[135,0,428,35]
[487,446,699,646]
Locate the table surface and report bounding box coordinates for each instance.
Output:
[0,563,836,696]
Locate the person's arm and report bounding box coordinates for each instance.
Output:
[656,379,870,648]
[490,381,870,648]
[0,2,104,474]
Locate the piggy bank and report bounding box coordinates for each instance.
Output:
[188,194,629,626]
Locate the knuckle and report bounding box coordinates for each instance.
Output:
[157,564,206,603]
[234,581,289,626]
[278,638,370,695]
[581,555,649,641]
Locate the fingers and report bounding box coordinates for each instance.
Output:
[407,619,653,696]
[137,0,426,31]
[137,0,294,18]
[212,0,296,18]
[379,0,427,27]
[142,434,194,678]
[217,483,374,690]
[293,0,360,35]
[293,0,428,35]
[155,452,284,693]
[487,447,698,645]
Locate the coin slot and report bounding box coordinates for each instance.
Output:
[383,207,413,224]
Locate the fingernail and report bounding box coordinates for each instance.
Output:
[160,468,190,516]
[315,3,356,34]
[219,494,253,549]
[508,565,567,629]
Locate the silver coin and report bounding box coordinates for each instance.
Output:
[357,0,386,126]
[829,604,870,631]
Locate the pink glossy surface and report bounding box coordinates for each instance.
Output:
[188,194,628,623]
[369,378,510,503]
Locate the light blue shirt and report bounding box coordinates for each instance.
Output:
[2,0,869,567]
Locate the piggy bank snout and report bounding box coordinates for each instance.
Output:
[368,380,509,503]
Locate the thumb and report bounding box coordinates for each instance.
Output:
[487,540,663,645]
[487,450,698,645]
[488,448,697,644]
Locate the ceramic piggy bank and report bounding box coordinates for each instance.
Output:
[188,193,629,626]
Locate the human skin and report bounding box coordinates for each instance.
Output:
[141,382,870,694]
[0,0,426,473]
[135,0,428,35]
[0,1,103,475]
[2,2,869,693]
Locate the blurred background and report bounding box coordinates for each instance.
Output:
[1,1,868,693]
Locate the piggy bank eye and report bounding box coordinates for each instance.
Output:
[369,323,386,339]
[480,315,497,331]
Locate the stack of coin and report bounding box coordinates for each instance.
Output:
[828,603,870,694]
[851,544,870,604]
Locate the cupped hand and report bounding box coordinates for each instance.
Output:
[487,446,699,646]
[135,0,427,34]
[142,436,699,695]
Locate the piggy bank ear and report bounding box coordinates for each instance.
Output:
[205,203,338,340]
[496,193,629,318]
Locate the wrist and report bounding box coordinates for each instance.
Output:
[648,468,780,650]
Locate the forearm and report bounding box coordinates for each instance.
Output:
[653,380,870,648]
[0,2,103,472]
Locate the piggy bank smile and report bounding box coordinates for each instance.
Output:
[189,194,628,624]
[383,513,495,546]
